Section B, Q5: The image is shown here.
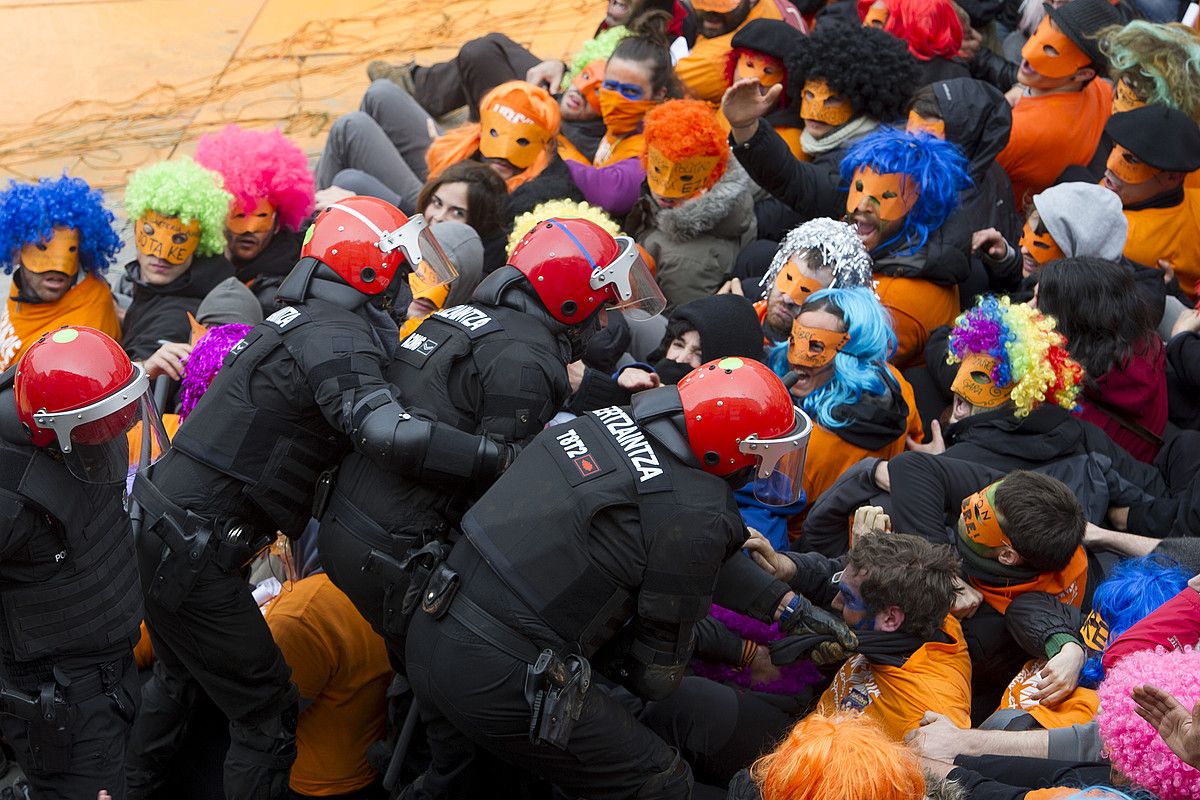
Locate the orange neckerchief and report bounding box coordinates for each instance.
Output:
[971,546,1088,614]
[426,124,554,192]
[0,273,121,370]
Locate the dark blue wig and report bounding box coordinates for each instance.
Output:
[0,175,122,275]
[839,127,972,256]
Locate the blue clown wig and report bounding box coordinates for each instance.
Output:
[0,175,122,275]
[1079,554,1190,688]
[768,287,897,430]
[839,126,972,256]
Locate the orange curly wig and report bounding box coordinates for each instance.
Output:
[752,713,926,800]
[640,99,730,193]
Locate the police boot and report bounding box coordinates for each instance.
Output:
[224,702,298,800]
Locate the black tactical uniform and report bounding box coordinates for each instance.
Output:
[127,261,514,800]
[404,392,750,799]
[0,392,141,800]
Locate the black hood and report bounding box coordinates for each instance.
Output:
[827,367,911,450]
[873,224,971,286]
[124,253,235,301]
[945,404,1084,463]
[673,293,765,363]
[931,78,1012,182]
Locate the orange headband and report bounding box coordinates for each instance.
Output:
[960,483,1010,550]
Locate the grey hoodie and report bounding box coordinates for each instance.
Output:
[1033,182,1128,260]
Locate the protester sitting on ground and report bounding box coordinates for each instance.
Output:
[1036,256,1167,463]
[0,175,122,370]
[720,20,804,157]
[767,287,922,518]
[723,23,918,241]
[625,99,754,308]
[194,124,315,315]
[554,29,630,163]
[398,221,486,338]
[120,157,235,361]
[1100,20,1200,122]
[858,0,969,85]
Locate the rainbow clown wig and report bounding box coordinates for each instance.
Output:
[763,218,875,293]
[858,0,963,62]
[947,295,1083,417]
[0,175,122,275]
[767,287,898,430]
[195,124,315,232]
[124,157,232,259]
[507,199,622,256]
[1100,21,1200,122]
[840,126,972,255]
[1098,647,1200,800]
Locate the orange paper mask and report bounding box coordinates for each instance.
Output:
[646,146,722,200]
[19,226,80,277]
[788,321,849,368]
[1020,220,1065,265]
[960,483,1010,550]
[479,102,553,169]
[800,80,853,127]
[136,210,201,265]
[1111,77,1146,114]
[846,167,919,220]
[186,312,209,346]
[1079,608,1109,651]
[775,257,826,304]
[1021,17,1090,79]
[951,352,1014,408]
[407,269,451,310]
[733,53,785,89]
[863,0,889,27]
[906,111,946,139]
[572,59,607,114]
[1106,143,1161,185]
[227,197,277,235]
[599,90,658,137]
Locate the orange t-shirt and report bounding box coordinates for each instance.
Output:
[675,0,785,103]
[998,659,1099,728]
[265,574,392,796]
[1122,189,1200,300]
[0,273,121,370]
[874,275,959,370]
[972,546,1088,615]
[817,615,972,741]
[997,80,1112,207]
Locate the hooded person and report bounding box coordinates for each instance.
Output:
[626,99,757,309]
[723,23,919,241]
[1102,104,1200,300]
[398,220,486,339]
[120,157,236,361]
[839,127,973,369]
[0,175,123,370]
[721,20,805,158]
[673,0,793,104]
[858,0,970,85]
[194,125,316,315]
[996,0,1122,206]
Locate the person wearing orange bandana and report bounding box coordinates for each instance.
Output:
[0,176,123,371]
[996,0,1120,207]
[1101,105,1200,300]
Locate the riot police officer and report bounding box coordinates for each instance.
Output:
[404,358,838,798]
[0,327,169,799]
[126,197,521,800]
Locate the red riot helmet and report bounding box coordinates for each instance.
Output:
[676,357,812,506]
[14,327,169,483]
[299,196,458,295]
[507,217,666,325]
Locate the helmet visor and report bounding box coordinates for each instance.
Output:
[590,236,666,321]
[380,214,459,287]
[737,407,812,506]
[32,364,170,483]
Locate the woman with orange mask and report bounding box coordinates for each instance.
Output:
[721,20,804,158]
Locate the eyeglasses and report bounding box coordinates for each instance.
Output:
[601,79,646,101]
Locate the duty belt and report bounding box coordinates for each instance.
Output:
[447,593,542,664]
[1,658,130,723]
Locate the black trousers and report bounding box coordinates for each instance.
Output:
[1,656,139,800]
[412,33,541,120]
[127,524,298,800]
[405,610,692,800]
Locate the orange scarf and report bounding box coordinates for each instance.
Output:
[0,273,121,370]
[971,546,1088,614]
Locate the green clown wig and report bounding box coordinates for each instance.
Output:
[124,157,232,258]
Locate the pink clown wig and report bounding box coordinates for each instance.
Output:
[1097,646,1200,800]
[195,124,315,232]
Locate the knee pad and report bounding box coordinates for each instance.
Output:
[635,750,693,799]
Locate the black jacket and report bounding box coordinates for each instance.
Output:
[121,255,235,360]
[873,224,972,286]
[502,155,586,231]
[1167,331,1200,430]
[233,229,303,317]
[827,367,913,450]
[731,120,860,222]
[918,57,971,86]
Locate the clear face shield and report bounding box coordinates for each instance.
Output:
[377,213,459,287]
[590,236,666,321]
[31,363,171,484]
[737,406,813,506]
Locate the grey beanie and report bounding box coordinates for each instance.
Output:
[196,277,264,326]
[434,221,486,308]
[1032,182,1127,261]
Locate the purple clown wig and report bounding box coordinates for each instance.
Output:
[177,324,253,420]
[195,125,315,232]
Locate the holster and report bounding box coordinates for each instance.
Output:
[363,539,452,637]
[523,649,593,750]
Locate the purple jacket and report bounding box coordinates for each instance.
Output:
[564,156,645,217]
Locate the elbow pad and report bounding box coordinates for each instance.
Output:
[625,634,688,701]
[357,401,512,482]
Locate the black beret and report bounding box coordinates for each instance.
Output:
[1045,0,1121,71]
[1107,104,1200,172]
[730,19,804,62]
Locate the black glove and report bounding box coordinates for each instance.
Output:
[778,594,858,652]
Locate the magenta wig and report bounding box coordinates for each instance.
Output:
[195,124,315,232]
[178,324,254,421]
[858,0,963,61]
[1097,647,1200,800]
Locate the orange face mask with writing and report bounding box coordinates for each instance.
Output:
[951,352,1014,408]
[646,146,723,200]
[1021,16,1090,78]
[1106,143,1161,186]
[227,198,277,235]
[1111,77,1146,114]
[800,80,853,127]
[845,167,919,220]
[19,226,80,277]
[734,52,785,89]
[788,321,849,368]
[479,102,553,169]
[136,211,201,265]
[959,482,1010,550]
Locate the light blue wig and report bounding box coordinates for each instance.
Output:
[0,175,122,275]
[767,287,898,430]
